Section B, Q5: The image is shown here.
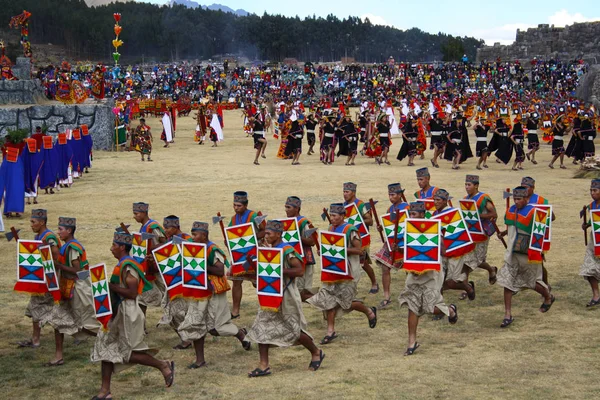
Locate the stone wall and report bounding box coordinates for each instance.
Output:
[0,101,116,150]
[12,57,33,80]
[477,22,600,63]
[575,65,600,108]
[0,80,46,105]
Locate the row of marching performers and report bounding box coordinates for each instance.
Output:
[0,126,93,219]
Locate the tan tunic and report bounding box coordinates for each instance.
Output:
[91,265,157,372]
[40,248,100,337]
[306,230,363,318]
[399,269,449,317]
[246,251,311,347]
[580,232,600,281]
[463,239,490,270]
[497,226,547,293]
[444,255,467,282]
[25,235,59,322]
[139,226,167,307]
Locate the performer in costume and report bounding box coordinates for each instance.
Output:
[414,167,439,199]
[1,139,25,217]
[341,115,359,166]
[158,216,192,350]
[134,118,153,162]
[398,202,458,356]
[429,112,446,168]
[375,113,391,165]
[443,114,473,169]
[320,116,336,165]
[132,202,167,314]
[580,179,600,307]
[305,114,317,155]
[285,119,304,165]
[246,220,324,377]
[461,175,499,299]
[525,113,540,164]
[473,117,491,170]
[23,138,42,205]
[548,116,567,169]
[374,183,409,308]
[306,204,377,345]
[497,187,555,328]
[343,182,379,294]
[180,222,251,369]
[41,217,100,366]
[432,190,476,300]
[579,113,596,165]
[492,118,513,166]
[16,209,62,349]
[91,231,174,399]
[228,191,265,319]
[90,65,105,101]
[250,113,267,165]
[284,196,317,301]
[510,117,526,170]
[565,114,583,165]
[397,116,419,166]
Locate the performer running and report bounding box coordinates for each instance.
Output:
[250,113,267,165]
[580,179,600,307]
[548,116,567,169]
[16,209,61,349]
[373,183,409,308]
[497,187,555,327]
[305,114,317,155]
[375,113,392,165]
[306,204,377,345]
[525,112,540,164]
[182,222,250,369]
[429,112,446,168]
[474,117,490,170]
[91,231,174,399]
[397,116,418,166]
[246,220,324,377]
[510,116,526,171]
[134,118,153,162]
[399,202,458,356]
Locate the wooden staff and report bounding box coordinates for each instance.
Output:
[505,188,511,211]
[322,208,332,224]
[119,222,130,235]
[216,211,226,241]
[369,198,385,243]
[581,206,587,246]
[492,221,507,249]
[10,227,20,241]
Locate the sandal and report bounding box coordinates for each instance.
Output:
[432,314,444,321]
[320,332,338,345]
[164,361,175,387]
[44,359,64,367]
[467,281,476,301]
[378,299,393,309]
[448,304,458,324]
[188,361,207,369]
[532,160,538,165]
[17,339,40,349]
[368,307,378,329]
[540,295,556,313]
[560,165,567,169]
[308,350,325,371]
[248,367,271,378]
[172,341,192,350]
[586,298,600,307]
[404,342,420,356]
[489,267,498,285]
[500,317,514,328]
[368,284,379,294]
[241,328,251,351]
[231,313,240,320]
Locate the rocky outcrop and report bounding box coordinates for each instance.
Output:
[477,22,600,63]
[0,101,116,150]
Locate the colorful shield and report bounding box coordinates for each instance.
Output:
[152,242,183,293]
[181,242,207,291]
[40,245,61,303]
[458,199,487,242]
[345,203,370,247]
[381,210,408,253]
[278,218,304,258]
[14,240,47,295]
[320,231,350,280]
[433,208,474,258]
[131,232,148,264]
[90,263,112,330]
[533,204,552,252]
[256,247,284,311]
[529,208,547,263]
[225,223,258,277]
[404,219,441,273]
[416,199,436,219]
[591,209,600,257]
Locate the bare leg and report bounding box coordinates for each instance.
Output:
[326,308,337,336]
[381,267,391,301]
[362,260,378,290]
[192,336,206,365]
[95,361,114,398]
[32,321,42,346]
[407,310,419,349]
[297,332,322,368]
[588,277,600,301]
[128,351,172,384]
[503,288,513,319]
[351,301,376,320]
[232,280,242,316]
[261,141,267,157]
[51,329,64,363]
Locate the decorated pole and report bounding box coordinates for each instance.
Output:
[9,10,32,58]
[112,13,123,66]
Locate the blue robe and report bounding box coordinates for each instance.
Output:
[55,141,72,181]
[23,147,43,194]
[39,146,58,189]
[1,154,25,214]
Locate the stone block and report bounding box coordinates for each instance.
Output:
[77,105,97,117]
[0,109,18,125]
[17,110,32,131]
[54,105,78,124]
[27,106,53,119]
[9,92,23,104]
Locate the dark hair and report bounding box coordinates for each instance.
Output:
[124,243,132,253]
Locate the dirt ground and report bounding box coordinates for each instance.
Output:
[1,109,598,400]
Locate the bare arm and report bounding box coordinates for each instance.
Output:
[109,271,138,300]
[207,260,225,277]
[283,256,304,278]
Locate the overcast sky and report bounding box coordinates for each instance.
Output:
[142,1,600,45]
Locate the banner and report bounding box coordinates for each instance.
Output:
[533,204,552,252]
[591,209,600,257]
[416,199,436,219]
[224,223,258,277]
[380,210,408,253]
[278,218,304,258]
[256,247,284,312]
[90,263,113,330]
[320,231,352,282]
[40,245,61,303]
[403,219,442,273]
[181,242,211,299]
[14,240,46,294]
[345,203,370,247]
[152,241,183,300]
[432,208,474,258]
[458,199,487,242]
[529,208,547,263]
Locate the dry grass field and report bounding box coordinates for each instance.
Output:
[1,109,599,400]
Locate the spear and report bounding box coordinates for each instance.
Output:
[321,208,332,224]
[581,205,588,246]
[369,198,385,243]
